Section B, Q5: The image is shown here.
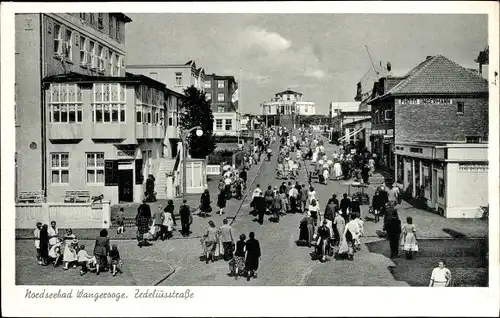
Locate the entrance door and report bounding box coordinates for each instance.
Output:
[118,169,134,202]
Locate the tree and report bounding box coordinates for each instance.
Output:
[179,85,216,158]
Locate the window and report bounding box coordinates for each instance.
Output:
[217,93,224,102]
[79,36,88,66]
[175,73,182,86]
[218,80,224,88]
[116,20,121,42]
[51,153,69,184]
[466,136,482,143]
[63,29,73,60]
[109,51,115,75]
[53,24,62,55]
[225,119,232,131]
[457,102,464,115]
[204,80,211,88]
[97,45,104,71]
[205,92,211,101]
[217,106,225,113]
[97,13,104,29]
[216,119,223,130]
[86,153,104,184]
[384,109,393,121]
[89,13,95,25]
[48,84,83,123]
[304,106,308,113]
[168,111,175,126]
[79,13,86,21]
[92,83,126,122]
[115,55,121,76]
[108,14,114,38]
[89,40,96,69]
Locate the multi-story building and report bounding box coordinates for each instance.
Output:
[369,55,489,218]
[126,60,205,95]
[261,89,316,116]
[15,12,132,198]
[204,73,239,137]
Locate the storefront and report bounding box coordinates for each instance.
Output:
[394,142,488,218]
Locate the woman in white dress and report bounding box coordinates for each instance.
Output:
[334,162,343,180]
[429,260,452,287]
[312,151,318,163]
[307,186,317,204]
[338,215,360,260]
[62,229,78,270]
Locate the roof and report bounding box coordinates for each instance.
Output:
[276,89,302,96]
[381,55,488,97]
[205,73,237,82]
[110,13,132,23]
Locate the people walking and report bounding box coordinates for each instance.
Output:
[39,224,49,266]
[308,199,320,226]
[316,220,331,262]
[371,190,384,223]
[339,214,360,261]
[333,211,345,247]
[300,184,309,212]
[152,205,165,240]
[116,208,125,234]
[245,232,261,281]
[264,185,274,213]
[340,193,351,221]
[200,189,212,217]
[401,217,418,259]
[179,200,192,237]
[203,221,219,264]
[383,208,402,258]
[254,192,266,225]
[217,190,227,215]
[219,219,234,261]
[429,260,452,287]
[232,234,247,279]
[164,199,177,226]
[161,204,175,240]
[93,229,110,275]
[272,192,282,222]
[135,199,152,247]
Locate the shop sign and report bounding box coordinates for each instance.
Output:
[398,98,452,105]
[116,149,136,158]
[459,163,488,171]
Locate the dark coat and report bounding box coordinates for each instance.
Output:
[138,203,152,220]
[39,228,49,259]
[200,193,211,212]
[253,196,266,214]
[217,192,227,208]
[351,200,361,214]
[164,204,177,225]
[239,170,247,182]
[179,204,191,224]
[324,203,336,221]
[384,217,402,239]
[340,198,351,213]
[94,236,110,257]
[245,238,261,271]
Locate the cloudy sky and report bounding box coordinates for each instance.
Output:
[125,14,487,115]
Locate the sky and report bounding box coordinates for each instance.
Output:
[125,13,487,115]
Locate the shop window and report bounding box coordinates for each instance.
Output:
[438,177,445,198]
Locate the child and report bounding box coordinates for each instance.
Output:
[109,245,122,276]
[62,229,78,270]
[117,208,125,234]
[48,239,62,267]
[34,222,42,265]
[77,244,94,276]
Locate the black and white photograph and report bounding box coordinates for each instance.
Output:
[1,1,499,317]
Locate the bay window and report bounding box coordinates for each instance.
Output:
[48,83,83,123]
[92,83,126,122]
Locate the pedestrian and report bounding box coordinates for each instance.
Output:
[77,244,94,276]
[135,199,152,247]
[351,197,361,217]
[323,168,330,185]
[264,185,274,213]
[328,194,339,207]
[393,183,402,204]
[109,244,122,277]
[116,208,125,234]
[429,260,452,287]
[299,214,315,246]
[368,156,375,176]
[340,193,351,221]
[219,219,234,261]
[33,222,42,265]
[316,220,331,262]
[217,190,227,215]
[288,184,299,213]
[161,205,174,240]
[200,189,212,216]
[401,217,418,259]
[179,200,192,237]
[300,184,308,212]
[164,199,177,226]
[324,200,336,222]
[352,213,365,251]
[48,221,59,250]
[62,229,78,270]
[383,208,402,258]
[387,184,399,206]
[333,211,345,247]
[93,229,110,275]
[339,214,360,261]
[239,168,247,187]
[39,224,49,266]
[245,232,261,281]
[308,199,320,226]
[152,205,165,240]
[362,164,370,184]
[307,186,317,205]
[371,190,384,223]
[203,221,219,264]
[272,192,283,222]
[254,192,266,225]
[232,234,247,279]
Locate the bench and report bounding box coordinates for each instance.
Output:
[63,190,91,203]
[18,190,45,203]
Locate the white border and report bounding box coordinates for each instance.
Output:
[2,2,499,317]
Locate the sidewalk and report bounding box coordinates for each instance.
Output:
[15,151,266,241]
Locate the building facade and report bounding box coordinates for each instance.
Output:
[126,60,205,95]
[41,73,173,205]
[370,55,488,218]
[261,89,316,116]
[15,12,132,197]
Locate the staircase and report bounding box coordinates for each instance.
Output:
[155,158,177,200]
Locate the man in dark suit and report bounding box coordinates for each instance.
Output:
[253,193,266,225]
[383,206,402,258]
[179,200,192,237]
[340,193,351,221]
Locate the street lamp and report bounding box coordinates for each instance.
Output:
[181,126,203,200]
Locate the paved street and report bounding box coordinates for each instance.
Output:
[15,132,488,286]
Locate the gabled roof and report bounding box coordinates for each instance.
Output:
[276,89,302,96]
[381,55,488,97]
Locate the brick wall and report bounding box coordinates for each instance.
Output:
[395,96,488,142]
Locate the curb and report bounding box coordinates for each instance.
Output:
[153,265,177,286]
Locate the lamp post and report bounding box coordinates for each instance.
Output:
[181,126,203,200]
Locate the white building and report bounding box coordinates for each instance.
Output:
[261,89,316,116]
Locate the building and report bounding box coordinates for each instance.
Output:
[329,101,371,149]
[204,73,240,137]
[261,89,316,116]
[370,55,488,218]
[126,60,205,95]
[15,12,132,198]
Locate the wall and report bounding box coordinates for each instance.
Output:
[127,66,192,94]
[16,14,44,192]
[395,96,488,142]
[213,112,239,136]
[16,201,111,229]
[205,76,236,112]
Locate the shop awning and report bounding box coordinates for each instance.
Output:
[338,127,365,142]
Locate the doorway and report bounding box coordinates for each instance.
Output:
[118,169,134,202]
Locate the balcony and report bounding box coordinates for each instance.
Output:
[48,123,83,140]
[166,126,180,139]
[136,124,152,139]
[152,125,165,140]
[91,123,128,140]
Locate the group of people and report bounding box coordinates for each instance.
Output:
[200,219,262,281]
[33,222,122,276]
